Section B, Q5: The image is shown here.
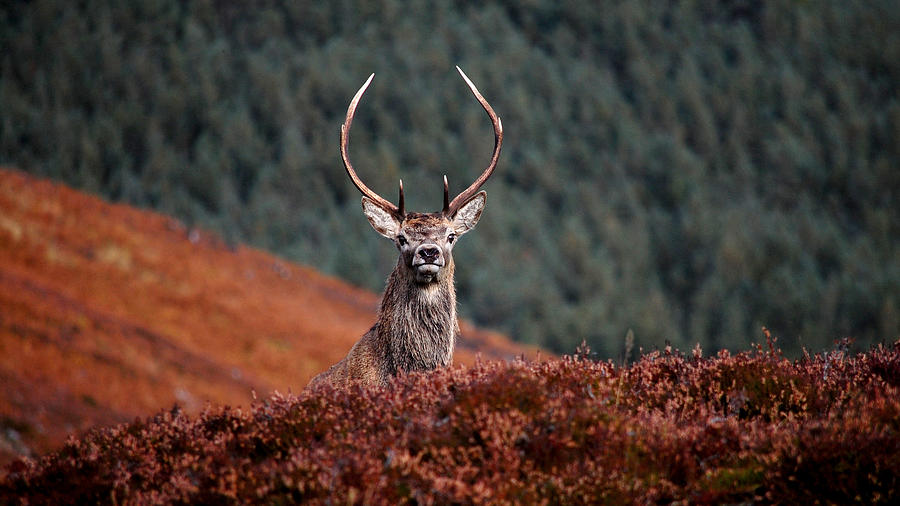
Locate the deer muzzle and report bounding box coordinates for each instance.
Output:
[412,244,445,283]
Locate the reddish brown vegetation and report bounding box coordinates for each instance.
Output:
[2,337,898,503]
[0,168,538,466]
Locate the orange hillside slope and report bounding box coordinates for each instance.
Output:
[0,168,540,464]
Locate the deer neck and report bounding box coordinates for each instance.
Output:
[378,258,458,374]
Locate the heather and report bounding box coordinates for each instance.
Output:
[3,338,898,504]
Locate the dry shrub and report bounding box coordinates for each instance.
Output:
[2,340,898,504]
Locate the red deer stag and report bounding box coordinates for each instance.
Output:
[307,67,503,389]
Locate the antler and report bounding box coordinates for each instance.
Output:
[341,73,405,218]
[443,66,504,216]
[341,68,502,219]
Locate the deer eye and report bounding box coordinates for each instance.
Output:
[397,235,408,246]
[447,233,457,244]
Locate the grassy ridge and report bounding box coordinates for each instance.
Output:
[4,338,898,503]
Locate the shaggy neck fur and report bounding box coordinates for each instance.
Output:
[377,256,458,375]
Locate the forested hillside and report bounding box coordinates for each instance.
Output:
[2,0,898,356]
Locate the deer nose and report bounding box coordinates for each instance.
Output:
[418,246,440,261]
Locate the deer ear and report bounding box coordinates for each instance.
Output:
[362,197,402,238]
[450,191,486,235]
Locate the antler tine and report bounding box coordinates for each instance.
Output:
[340,73,403,217]
[446,66,504,216]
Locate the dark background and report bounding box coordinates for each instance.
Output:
[2,0,897,357]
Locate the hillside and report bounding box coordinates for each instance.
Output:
[2,0,898,357]
[0,168,539,466]
[2,338,898,503]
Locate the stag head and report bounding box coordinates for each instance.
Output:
[341,67,503,285]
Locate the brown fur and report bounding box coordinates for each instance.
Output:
[307,255,457,388]
[307,211,475,390]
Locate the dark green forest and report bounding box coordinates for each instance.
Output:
[1,0,898,357]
